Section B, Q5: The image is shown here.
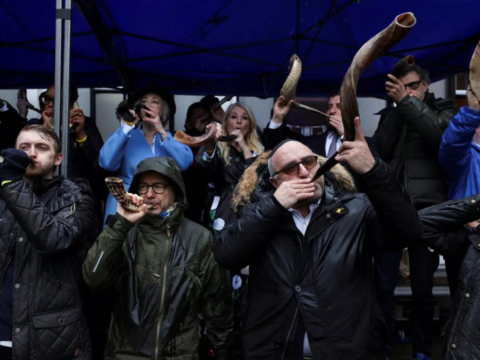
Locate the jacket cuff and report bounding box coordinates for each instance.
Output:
[269,194,292,214]
[354,159,390,192]
[398,95,411,106]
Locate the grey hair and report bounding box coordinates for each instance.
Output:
[134,96,170,127]
[267,157,277,180]
[398,64,431,85]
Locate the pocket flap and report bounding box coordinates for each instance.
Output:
[33,307,81,328]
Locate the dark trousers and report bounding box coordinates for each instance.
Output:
[374,242,439,357]
[0,345,12,358]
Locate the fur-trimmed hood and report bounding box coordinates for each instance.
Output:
[232,151,356,212]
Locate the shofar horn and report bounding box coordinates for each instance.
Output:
[391,55,415,78]
[174,125,217,147]
[105,177,153,212]
[312,12,416,181]
[280,54,332,118]
[174,125,237,147]
[211,95,234,111]
[469,41,480,101]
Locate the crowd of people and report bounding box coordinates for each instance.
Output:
[1,62,480,360]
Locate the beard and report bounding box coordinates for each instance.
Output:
[25,162,54,180]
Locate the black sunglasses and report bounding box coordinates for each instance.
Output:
[403,80,422,90]
[272,155,318,177]
[138,182,170,195]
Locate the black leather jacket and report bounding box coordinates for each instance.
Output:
[373,92,457,207]
[0,177,93,360]
[419,193,480,360]
[214,159,422,360]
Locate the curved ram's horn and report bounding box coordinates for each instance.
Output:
[105,177,153,212]
[312,12,416,181]
[469,41,480,101]
[280,54,331,118]
[175,123,237,147]
[174,125,217,147]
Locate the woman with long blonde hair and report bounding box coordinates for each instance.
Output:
[198,101,264,229]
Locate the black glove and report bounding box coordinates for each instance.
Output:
[0,149,32,183]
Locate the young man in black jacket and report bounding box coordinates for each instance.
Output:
[0,125,93,359]
[214,117,422,360]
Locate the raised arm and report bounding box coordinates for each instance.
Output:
[397,95,457,147]
[337,117,423,248]
[439,90,480,182]
[214,195,289,270]
[0,178,93,254]
[157,132,193,171]
[82,214,133,290]
[417,193,480,256]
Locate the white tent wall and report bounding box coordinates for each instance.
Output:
[0,79,448,141]
[0,88,91,121]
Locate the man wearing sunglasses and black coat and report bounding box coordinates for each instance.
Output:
[373,64,458,360]
[214,117,423,360]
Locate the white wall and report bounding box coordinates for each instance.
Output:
[95,93,123,141]
[429,79,447,99]
[357,97,387,137]
[0,88,91,120]
[174,95,203,131]
[238,97,275,130]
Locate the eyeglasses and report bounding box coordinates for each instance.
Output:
[403,80,422,90]
[137,182,170,195]
[40,95,54,106]
[272,155,318,177]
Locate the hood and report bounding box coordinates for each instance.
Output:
[130,156,187,211]
[232,151,356,212]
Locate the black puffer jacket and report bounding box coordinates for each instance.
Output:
[0,177,94,360]
[418,193,480,359]
[373,92,457,207]
[214,153,423,360]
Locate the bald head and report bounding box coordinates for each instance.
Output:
[269,141,315,176]
[269,140,324,207]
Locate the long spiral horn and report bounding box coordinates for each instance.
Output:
[312,12,416,181]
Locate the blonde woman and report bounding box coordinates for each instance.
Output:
[198,102,264,230]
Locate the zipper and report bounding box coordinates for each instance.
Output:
[281,307,299,360]
[154,221,172,360]
[107,313,114,339]
[297,234,303,253]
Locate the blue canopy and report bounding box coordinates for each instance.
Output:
[1,0,479,97]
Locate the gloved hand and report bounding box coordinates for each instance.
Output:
[0,149,32,183]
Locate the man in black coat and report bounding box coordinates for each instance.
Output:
[373,65,458,360]
[214,117,422,360]
[0,125,93,359]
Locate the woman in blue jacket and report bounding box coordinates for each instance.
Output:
[100,88,193,222]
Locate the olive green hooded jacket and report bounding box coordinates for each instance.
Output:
[82,157,234,360]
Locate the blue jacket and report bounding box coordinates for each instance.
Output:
[100,126,193,222]
[439,106,480,200]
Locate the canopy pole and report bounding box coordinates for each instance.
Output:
[54,0,72,177]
